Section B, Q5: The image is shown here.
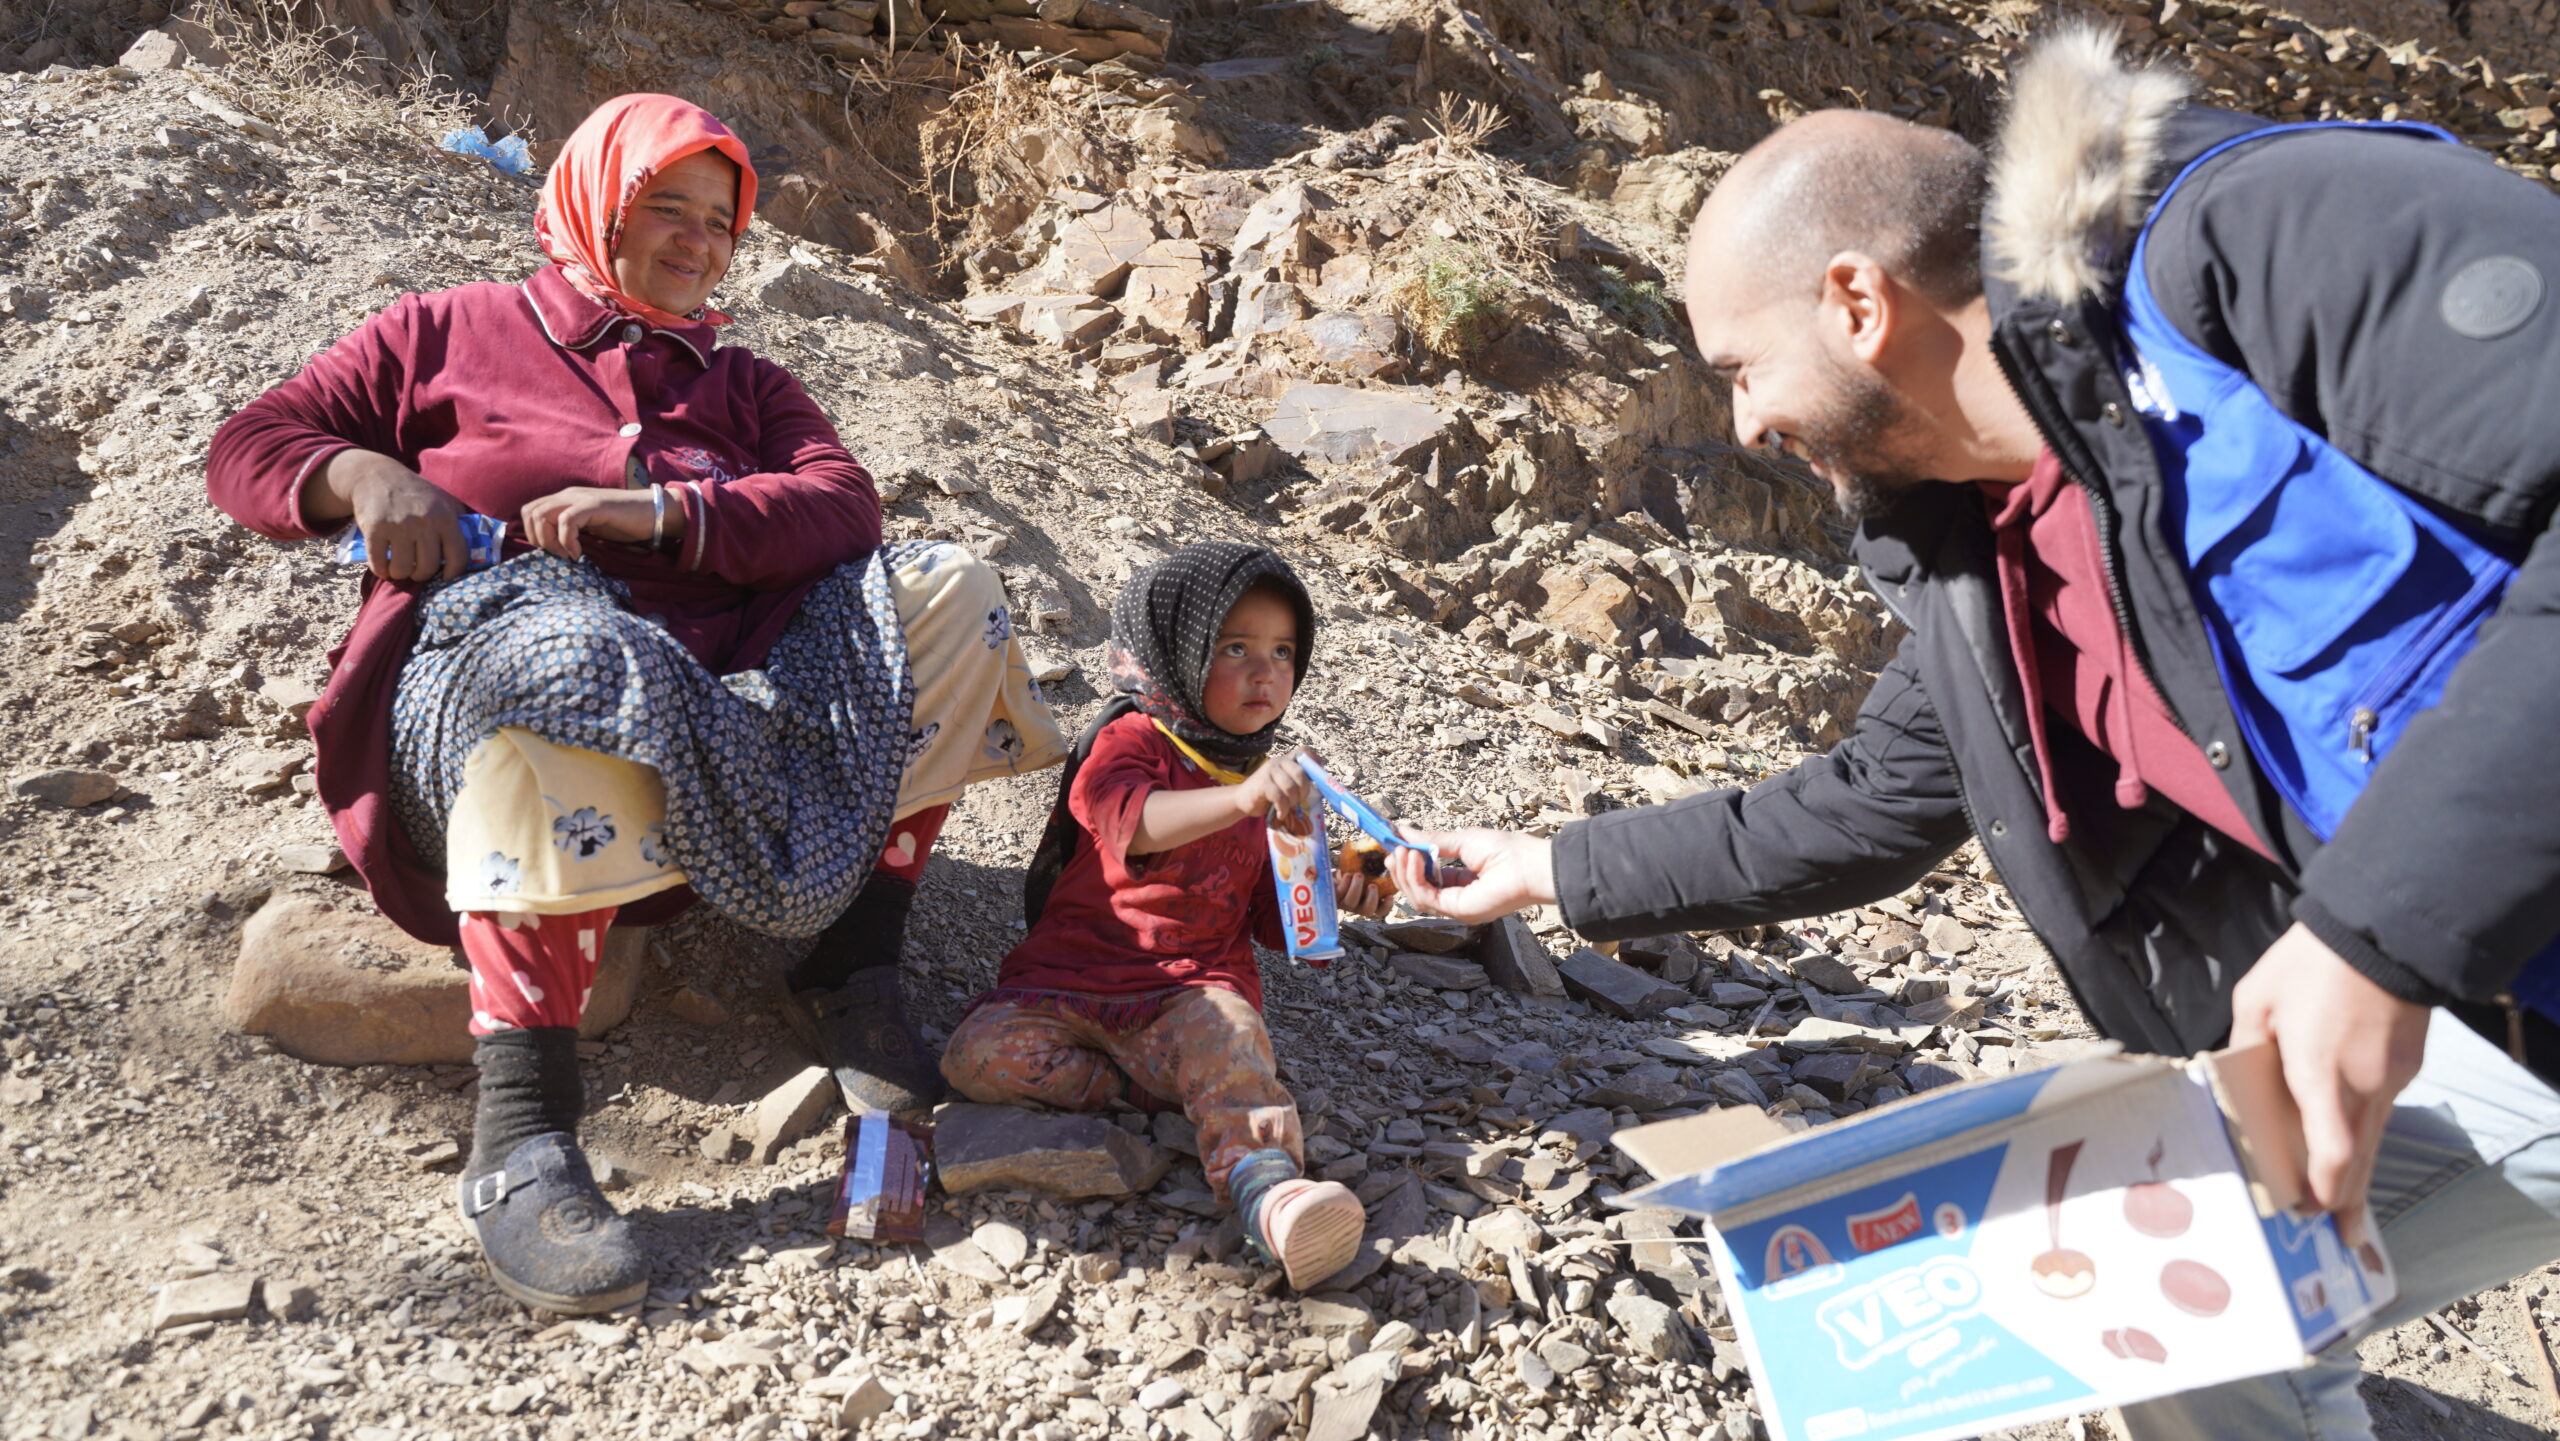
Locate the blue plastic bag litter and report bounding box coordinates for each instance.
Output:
[440,127,533,177]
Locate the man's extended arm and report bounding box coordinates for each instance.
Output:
[1406,643,1973,929]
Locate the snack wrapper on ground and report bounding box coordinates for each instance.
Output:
[1267,791,1342,966]
[827,1113,935,1244]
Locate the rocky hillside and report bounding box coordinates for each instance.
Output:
[3,3,2560,1441]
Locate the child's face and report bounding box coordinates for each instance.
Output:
[1201,588,1298,734]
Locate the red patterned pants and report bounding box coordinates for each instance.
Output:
[460,803,949,1035]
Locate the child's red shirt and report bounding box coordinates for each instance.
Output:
[994,712,1284,1010]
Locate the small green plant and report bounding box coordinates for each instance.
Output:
[1393,240,1514,361]
[1296,43,1345,75]
[1596,264,1675,339]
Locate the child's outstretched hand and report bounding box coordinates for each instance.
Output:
[1335,867,1393,919]
[1235,747,1319,834]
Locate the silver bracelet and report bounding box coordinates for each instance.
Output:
[650,483,668,553]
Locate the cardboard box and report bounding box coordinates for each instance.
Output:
[1615,1047,2395,1441]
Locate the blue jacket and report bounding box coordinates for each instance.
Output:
[1553,33,2560,1056]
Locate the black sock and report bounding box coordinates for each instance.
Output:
[468,1027,583,1181]
[787,874,917,994]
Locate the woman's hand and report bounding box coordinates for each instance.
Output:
[1387,827,1558,924]
[1335,868,1393,919]
[306,450,470,582]
[1234,748,1318,834]
[519,487,680,561]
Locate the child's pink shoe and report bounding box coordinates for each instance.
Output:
[1250,1177,1367,1290]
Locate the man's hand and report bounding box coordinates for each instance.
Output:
[519,487,670,562]
[2227,922,2429,1245]
[1386,827,1557,924]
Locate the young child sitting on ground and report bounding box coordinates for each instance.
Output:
[941,542,1387,1289]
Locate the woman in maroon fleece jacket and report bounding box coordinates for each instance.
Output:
[207,94,1064,1313]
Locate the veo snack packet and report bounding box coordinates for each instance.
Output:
[335,513,509,570]
[1300,757,1466,886]
[1266,790,1343,966]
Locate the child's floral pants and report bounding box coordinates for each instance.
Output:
[941,985,1304,1202]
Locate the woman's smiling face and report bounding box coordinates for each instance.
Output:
[611,148,739,317]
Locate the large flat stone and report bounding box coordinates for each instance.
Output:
[1617,935,1702,985]
[934,1103,1170,1197]
[1284,311,1404,379]
[1326,1172,1428,1291]
[751,1066,839,1164]
[1229,182,1335,267]
[1387,952,1488,991]
[1782,1016,1908,1054]
[8,768,118,807]
[154,1272,259,1330]
[1581,1064,1689,1112]
[1792,1050,1880,1103]
[1264,383,1453,467]
[747,259,894,324]
[1537,564,1644,649]
[1473,915,1565,997]
[1606,1289,1693,1361]
[986,12,1158,60]
[1019,296,1118,349]
[1790,952,1869,996]
[223,897,640,1066]
[1558,947,1686,1019]
[1038,200,1160,296]
[1377,917,1476,954]
[1117,238,1213,335]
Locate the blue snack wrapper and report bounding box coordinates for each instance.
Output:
[335,513,508,570]
[1266,793,1342,967]
[1299,756,1445,883]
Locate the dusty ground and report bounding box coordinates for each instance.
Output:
[1,16,2559,1441]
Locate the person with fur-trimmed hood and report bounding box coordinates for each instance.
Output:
[1388,25,2560,1438]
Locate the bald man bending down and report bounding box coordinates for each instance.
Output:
[1388,26,2560,1440]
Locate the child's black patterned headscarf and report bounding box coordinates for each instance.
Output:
[1105,541,1317,769]
[1022,542,1316,924]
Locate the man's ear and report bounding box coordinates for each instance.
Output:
[1822,251,1897,366]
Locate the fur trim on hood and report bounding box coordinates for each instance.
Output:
[1986,24,2193,303]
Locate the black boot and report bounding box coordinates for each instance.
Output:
[462,1029,648,1314]
[781,876,946,1115]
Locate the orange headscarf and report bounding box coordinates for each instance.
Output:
[535,93,759,329]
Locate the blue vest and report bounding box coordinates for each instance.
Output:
[2117,120,2558,1015]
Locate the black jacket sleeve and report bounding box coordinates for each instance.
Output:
[2145,128,2560,1002]
[1553,644,1974,941]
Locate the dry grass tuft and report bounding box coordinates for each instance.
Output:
[916,44,1120,269]
[1378,98,1592,362]
[1421,93,1510,153]
[190,0,483,148]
